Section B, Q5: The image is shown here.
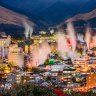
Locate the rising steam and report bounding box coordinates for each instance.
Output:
[21,20,95,67]
[38,42,51,65]
[67,22,76,52]
[85,27,92,50]
[56,32,70,59]
[77,34,84,42]
[29,41,51,67]
[23,21,33,39]
[29,26,33,38]
[91,35,96,48]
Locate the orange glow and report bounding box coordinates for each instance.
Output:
[27,61,37,68]
[44,66,51,70]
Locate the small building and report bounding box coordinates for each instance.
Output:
[74,56,89,68]
[0,32,11,58]
[7,72,32,84]
[8,44,24,67]
[63,67,76,83]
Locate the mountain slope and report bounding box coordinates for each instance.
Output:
[55,9,96,34]
[0,0,96,26]
[0,6,35,26]
[38,1,77,26]
[1,0,95,26]
[0,6,35,39]
[78,0,96,13]
[66,9,96,22]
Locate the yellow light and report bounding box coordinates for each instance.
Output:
[25,45,29,53]
[4,70,10,73]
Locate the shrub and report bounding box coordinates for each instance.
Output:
[0,83,56,96]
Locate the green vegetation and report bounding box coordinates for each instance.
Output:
[0,83,96,96]
[0,83,56,96]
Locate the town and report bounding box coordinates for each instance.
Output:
[0,22,96,96]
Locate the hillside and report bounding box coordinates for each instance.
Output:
[0,6,35,26]
[1,0,96,26]
[0,6,35,39]
[66,9,96,22]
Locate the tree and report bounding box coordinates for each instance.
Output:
[0,83,57,96]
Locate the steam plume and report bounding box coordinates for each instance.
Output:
[67,22,76,52]
[30,41,51,67]
[77,34,84,42]
[23,21,33,39]
[56,32,70,59]
[85,27,91,50]
[29,26,33,38]
[24,21,30,39]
